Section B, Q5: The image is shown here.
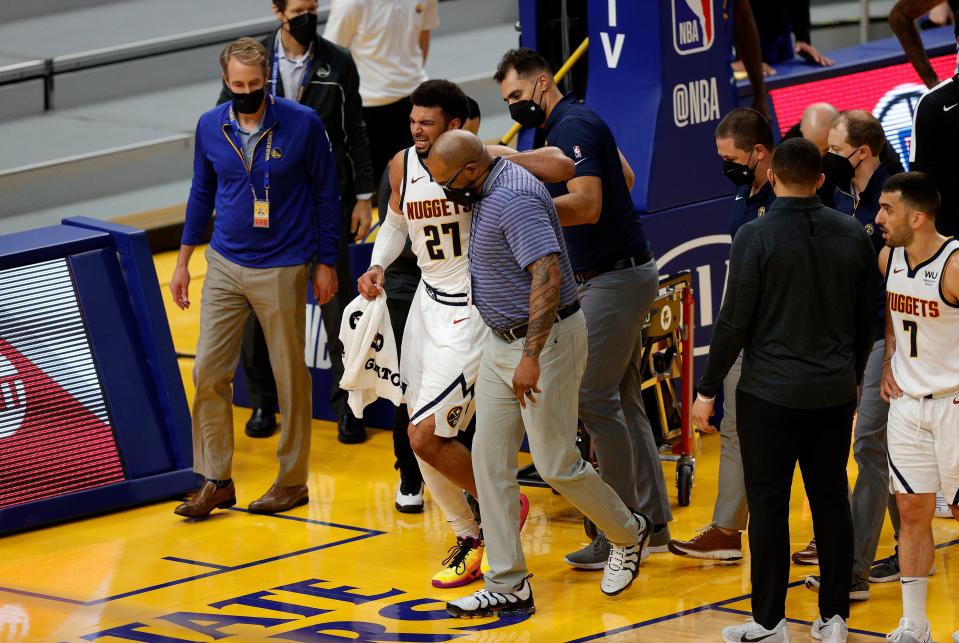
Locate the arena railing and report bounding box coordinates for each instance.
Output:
[0,10,330,111]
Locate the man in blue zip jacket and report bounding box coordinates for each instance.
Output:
[170,38,340,518]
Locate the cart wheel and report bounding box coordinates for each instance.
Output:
[584,516,598,539]
[677,462,694,507]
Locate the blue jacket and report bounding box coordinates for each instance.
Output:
[183,95,340,267]
[832,163,890,256]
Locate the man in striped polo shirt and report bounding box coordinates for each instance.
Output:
[425,130,650,618]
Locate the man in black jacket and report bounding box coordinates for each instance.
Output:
[691,138,880,642]
[219,0,374,443]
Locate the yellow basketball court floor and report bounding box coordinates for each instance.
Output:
[0,248,956,642]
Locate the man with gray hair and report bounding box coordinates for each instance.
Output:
[426,130,649,618]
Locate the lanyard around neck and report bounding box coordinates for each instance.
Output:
[229,105,273,201]
[271,35,314,103]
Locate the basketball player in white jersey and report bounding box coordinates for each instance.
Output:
[875,172,959,643]
[357,80,573,588]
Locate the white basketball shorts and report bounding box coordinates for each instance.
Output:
[887,390,959,506]
[400,281,489,438]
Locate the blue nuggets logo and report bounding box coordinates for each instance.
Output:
[873,83,926,170]
[672,0,715,55]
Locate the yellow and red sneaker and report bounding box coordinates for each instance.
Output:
[431,536,484,589]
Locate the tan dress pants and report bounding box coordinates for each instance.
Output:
[192,247,312,487]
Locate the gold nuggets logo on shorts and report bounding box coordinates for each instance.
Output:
[865,223,875,236]
[757,206,766,217]
[446,405,463,428]
[272,147,283,159]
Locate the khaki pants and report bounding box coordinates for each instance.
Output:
[192,247,312,487]
[472,311,641,592]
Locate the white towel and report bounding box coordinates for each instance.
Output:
[338,293,405,417]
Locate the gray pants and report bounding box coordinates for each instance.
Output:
[473,311,641,592]
[851,339,900,583]
[578,261,673,525]
[712,355,748,531]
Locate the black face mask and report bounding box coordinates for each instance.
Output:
[722,151,756,186]
[232,87,266,115]
[442,160,496,206]
[821,149,858,189]
[509,81,547,129]
[287,12,317,46]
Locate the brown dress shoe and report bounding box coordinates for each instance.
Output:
[667,524,743,560]
[792,538,818,565]
[174,481,236,518]
[248,484,308,514]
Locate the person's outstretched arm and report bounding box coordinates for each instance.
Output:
[890,0,944,89]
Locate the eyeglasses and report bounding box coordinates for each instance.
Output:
[442,162,469,189]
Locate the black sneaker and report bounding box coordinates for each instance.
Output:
[870,550,900,583]
[868,547,935,583]
[803,574,870,601]
[446,577,535,618]
[394,474,424,513]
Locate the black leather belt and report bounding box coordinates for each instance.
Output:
[494,301,581,343]
[574,251,654,285]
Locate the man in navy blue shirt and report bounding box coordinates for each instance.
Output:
[669,107,776,563]
[717,109,776,238]
[496,48,672,567]
[802,110,904,599]
[170,38,340,518]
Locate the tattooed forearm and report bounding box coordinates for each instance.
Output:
[524,253,561,358]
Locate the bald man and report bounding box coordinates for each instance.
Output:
[427,130,649,617]
[800,103,840,154]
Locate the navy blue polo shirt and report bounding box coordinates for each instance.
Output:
[543,94,650,273]
[832,163,890,256]
[833,163,892,341]
[730,180,775,239]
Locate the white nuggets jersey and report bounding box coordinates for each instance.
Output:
[887,238,959,397]
[399,146,472,294]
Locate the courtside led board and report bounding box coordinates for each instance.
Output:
[0,218,196,533]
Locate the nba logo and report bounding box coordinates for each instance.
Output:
[672,0,714,55]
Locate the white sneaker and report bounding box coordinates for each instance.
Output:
[446,577,535,618]
[935,493,952,518]
[886,618,932,643]
[811,615,848,642]
[952,630,958,643]
[723,618,791,643]
[394,476,424,514]
[601,542,642,596]
[600,511,649,596]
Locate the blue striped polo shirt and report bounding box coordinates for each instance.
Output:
[468,159,579,332]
